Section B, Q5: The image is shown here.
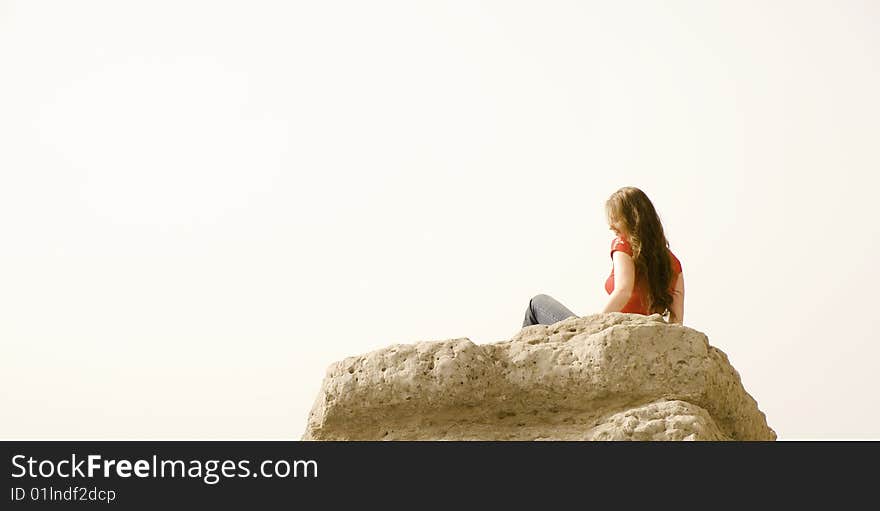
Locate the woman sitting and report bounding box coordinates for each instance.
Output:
[522,186,684,327]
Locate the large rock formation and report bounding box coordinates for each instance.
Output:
[303,313,775,440]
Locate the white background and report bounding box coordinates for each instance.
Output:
[1,0,878,439]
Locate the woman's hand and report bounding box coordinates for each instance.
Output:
[668,273,685,323]
[601,290,631,313]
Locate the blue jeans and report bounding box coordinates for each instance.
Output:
[522,293,578,327]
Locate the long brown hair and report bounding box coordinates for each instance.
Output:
[605,186,675,316]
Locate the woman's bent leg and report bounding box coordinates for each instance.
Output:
[522,293,577,327]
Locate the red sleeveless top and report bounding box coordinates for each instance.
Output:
[604,235,682,315]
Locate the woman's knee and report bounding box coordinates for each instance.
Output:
[530,293,554,306]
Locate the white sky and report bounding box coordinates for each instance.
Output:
[1,0,878,440]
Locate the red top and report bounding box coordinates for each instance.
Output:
[604,235,682,315]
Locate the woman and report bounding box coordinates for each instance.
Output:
[522,186,685,327]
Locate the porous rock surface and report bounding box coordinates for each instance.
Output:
[303,313,775,440]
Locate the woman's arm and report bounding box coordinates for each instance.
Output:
[668,273,685,324]
[601,250,635,313]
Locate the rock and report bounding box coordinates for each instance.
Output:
[302,312,776,440]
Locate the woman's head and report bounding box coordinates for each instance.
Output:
[605,186,675,316]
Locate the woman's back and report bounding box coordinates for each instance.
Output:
[604,234,683,317]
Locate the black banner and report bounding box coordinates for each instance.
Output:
[3,441,875,508]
